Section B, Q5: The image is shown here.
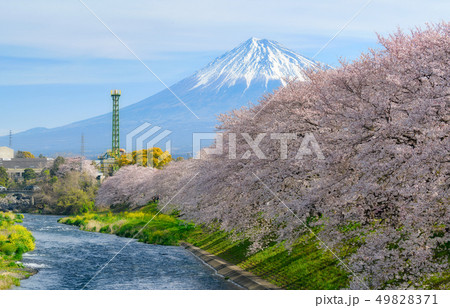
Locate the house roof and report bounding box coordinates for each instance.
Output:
[0,158,51,170]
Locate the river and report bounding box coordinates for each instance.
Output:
[17,214,240,290]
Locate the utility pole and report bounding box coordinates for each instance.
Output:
[80,133,85,172]
[9,130,12,148]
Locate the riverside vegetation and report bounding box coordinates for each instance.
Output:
[60,202,448,290]
[0,156,99,215]
[0,149,173,215]
[0,212,36,289]
[59,203,350,289]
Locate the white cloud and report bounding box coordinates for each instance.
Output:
[1,0,448,60]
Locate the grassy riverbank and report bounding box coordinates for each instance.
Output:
[186,229,351,289]
[60,203,450,289]
[59,203,352,289]
[59,203,195,246]
[0,212,36,289]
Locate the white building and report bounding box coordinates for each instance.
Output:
[0,146,14,160]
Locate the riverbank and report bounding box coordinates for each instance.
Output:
[181,242,279,290]
[60,204,450,290]
[59,204,352,289]
[59,203,195,246]
[0,194,34,213]
[0,212,36,289]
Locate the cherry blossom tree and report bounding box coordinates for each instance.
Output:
[96,165,159,210]
[96,23,449,289]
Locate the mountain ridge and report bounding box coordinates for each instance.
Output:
[0,38,325,157]
[190,37,318,91]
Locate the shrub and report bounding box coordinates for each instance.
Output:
[1,243,17,255]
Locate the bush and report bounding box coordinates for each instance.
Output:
[99,225,111,233]
[1,243,17,255]
[8,225,36,251]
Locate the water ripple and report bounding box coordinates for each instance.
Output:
[18,214,239,290]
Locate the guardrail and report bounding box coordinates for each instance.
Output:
[0,190,38,194]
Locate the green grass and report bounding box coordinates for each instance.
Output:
[59,203,196,246]
[186,228,351,289]
[0,212,36,289]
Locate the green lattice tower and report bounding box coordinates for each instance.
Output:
[111,89,121,158]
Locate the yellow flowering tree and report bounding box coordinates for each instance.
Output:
[118,147,172,169]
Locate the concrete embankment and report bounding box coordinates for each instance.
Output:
[181,242,281,290]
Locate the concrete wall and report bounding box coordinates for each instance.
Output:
[0,147,14,159]
[181,242,281,290]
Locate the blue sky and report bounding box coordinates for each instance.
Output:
[1,0,448,137]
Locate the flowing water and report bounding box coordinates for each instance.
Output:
[17,214,239,290]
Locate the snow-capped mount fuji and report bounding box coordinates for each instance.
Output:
[0,38,324,157]
[191,37,319,91]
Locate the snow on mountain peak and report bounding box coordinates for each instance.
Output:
[191,37,320,91]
